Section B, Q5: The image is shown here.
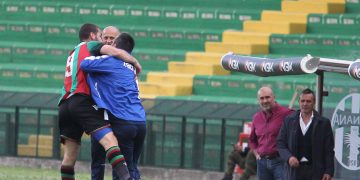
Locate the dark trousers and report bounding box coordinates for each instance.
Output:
[91,119,146,180]
[296,163,312,180]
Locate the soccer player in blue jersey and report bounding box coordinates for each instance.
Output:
[80,33,146,180]
[59,23,140,180]
[89,25,122,180]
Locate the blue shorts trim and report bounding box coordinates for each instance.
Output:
[92,127,112,141]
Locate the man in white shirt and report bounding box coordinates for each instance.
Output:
[277,88,334,180]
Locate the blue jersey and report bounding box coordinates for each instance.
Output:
[80,55,146,122]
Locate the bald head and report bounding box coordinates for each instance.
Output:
[257,86,276,112]
[257,87,273,97]
[102,26,120,45]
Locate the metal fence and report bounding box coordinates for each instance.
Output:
[1,90,358,179]
[0,92,255,171]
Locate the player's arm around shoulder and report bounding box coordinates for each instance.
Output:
[80,55,114,73]
[100,45,142,74]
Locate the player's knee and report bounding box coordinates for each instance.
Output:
[62,154,77,166]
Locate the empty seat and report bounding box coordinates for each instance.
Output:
[307,13,360,35]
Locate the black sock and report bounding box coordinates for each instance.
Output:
[60,165,75,180]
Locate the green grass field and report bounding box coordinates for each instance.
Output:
[0,166,113,180]
[0,166,153,180]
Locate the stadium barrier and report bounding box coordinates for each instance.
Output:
[0,93,257,171]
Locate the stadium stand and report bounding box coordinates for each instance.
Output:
[0,0,359,173]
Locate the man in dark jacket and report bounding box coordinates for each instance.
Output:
[277,88,334,180]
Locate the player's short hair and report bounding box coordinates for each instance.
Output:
[113,33,135,53]
[79,23,99,42]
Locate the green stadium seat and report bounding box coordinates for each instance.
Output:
[0,19,225,55]
[130,5,146,17]
[145,6,163,18]
[58,2,78,22]
[45,23,78,44]
[269,34,360,59]
[110,4,129,18]
[0,63,64,89]
[28,23,47,41]
[0,21,78,44]
[40,3,58,15]
[93,4,112,19]
[180,8,196,19]
[0,1,260,32]
[324,74,360,104]
[192,74,317,103]
[1,1,22,17]
[0,39,185,71]
[0,42,12,63]
[133,48,185,64]
[0,41,69,64]
[307,14,360,36]
[13,43,71,64]
[345,0,360,14]
[20,0,281,10]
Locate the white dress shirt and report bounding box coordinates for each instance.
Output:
[299,112,314,135]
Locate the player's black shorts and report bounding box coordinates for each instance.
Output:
[58,94,110,144]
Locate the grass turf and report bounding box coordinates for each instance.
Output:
[0,165,112,180]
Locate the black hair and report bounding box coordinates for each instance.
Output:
[113,33,135,53]
[301,88,315,101]
[78,23,99,42]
